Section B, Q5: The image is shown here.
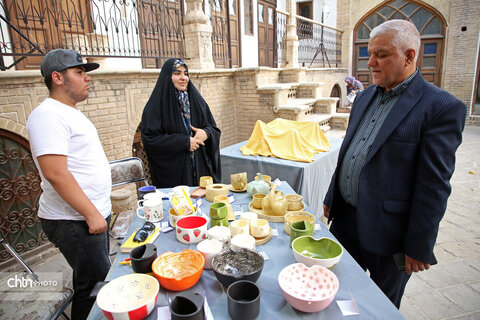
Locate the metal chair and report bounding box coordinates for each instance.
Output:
[0,229,73,320]
[108,157,149,244]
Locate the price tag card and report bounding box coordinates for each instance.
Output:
[196,198,203,209]
[259,251,270,260]
[156,307,171,319]
[227,194,235,203]
[315,223,322,231]
[273,178,282,186]
[272,229,279,236]
[161,226,174,233]
[161,221,169,229]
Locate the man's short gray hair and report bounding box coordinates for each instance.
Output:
[370,19,420,62]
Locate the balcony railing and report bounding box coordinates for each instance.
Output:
[297,15,342,68]
[0,0,186,70]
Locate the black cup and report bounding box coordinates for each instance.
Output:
[129,243,157,273]
[227,280,260,320]
[170,292,205,320]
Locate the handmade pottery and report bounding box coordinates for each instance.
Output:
[169,208,195,228]
[211,249,264,288]
[207,225,231,244]
[96,274,159,320]
[291,236,343,269]
[197,239,223,269]
[213,195,235,221]
[170,291,205,320]
[278,263,339,313]
[261,187,288,216]
[254,174,271,183]
[290,220,314,246]
[227,280,260,320]
[251,194,266,209]
[230,219,250,237]
[152,249,204,291]
[285,194,303,211]
[199,176,213,188]
[249,219,270,238]
[246,173,271,197]
[230,172,247,191]
[230,234,256,252]
[129,244,157,274]
[209,202,229,227]
[239,211,258,222]
[206,184,229,202]
[175,216,208,244]
[136,198,163,223]
[284,211,315,235]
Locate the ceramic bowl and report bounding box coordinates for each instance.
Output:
[211,248,264,288]
[152,249,204,291]
[284,211,315,235]
[291,236,343,269]
[175,216,208,244]
[278,263,339,313]
[285,194,303,211]
[230,234,256,252]
[169,208,195,228]
[96,273,159,320]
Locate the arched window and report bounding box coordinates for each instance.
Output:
[353,0,446,88]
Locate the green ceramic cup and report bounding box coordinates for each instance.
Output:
[290,220,314,246]
[210,202,228,219]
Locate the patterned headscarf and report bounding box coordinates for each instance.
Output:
[345,75,363,90]
[172,59,191,135]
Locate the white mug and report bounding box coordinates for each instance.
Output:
[137,198,163,223]
[230,219,250,237]
[137,192,163,207]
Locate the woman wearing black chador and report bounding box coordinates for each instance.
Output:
[141,58,221,187]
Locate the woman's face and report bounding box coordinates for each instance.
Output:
[172,65,189,91]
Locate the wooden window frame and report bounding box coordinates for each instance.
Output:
[244,0,254,35]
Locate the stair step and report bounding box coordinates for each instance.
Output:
[304,113,332,123]
[257,82,324,92]
[275,98,317,113]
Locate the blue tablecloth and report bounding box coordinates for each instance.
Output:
[87,182,404,320]
[220,137,342,217]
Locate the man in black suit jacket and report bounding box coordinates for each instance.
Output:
[323,19,466,308]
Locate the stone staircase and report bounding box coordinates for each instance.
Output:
[255,69,349,132]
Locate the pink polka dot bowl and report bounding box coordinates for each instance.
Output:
[278,263,339,313]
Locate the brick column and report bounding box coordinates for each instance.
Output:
[281,0,299,68]
[184,0,215,70]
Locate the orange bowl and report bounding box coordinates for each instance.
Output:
[152,249,204,291]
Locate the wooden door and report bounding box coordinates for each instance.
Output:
[229,0,241,67]
[257,0,275,67]
[4,0,91,70]
[418,39,443,85]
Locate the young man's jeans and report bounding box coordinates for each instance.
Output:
[41,217,111,320]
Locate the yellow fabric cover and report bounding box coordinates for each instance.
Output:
[240,118,330,162]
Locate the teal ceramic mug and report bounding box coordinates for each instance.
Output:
[290,220,313,246]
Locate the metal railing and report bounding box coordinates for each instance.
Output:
[0,0,186,70]
[297,15,342,67]
[275,9,288,67]
[204,0,231,68]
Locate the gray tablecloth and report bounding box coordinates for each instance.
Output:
[88,183,404,319]
[220,137,342,217]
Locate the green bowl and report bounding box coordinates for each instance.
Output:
[291,236,343,269]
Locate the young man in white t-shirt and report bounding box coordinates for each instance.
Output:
[27,49,111,320]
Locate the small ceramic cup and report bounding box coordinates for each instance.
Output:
[227,280,260,320]
[197,239,223,269]
[170,291,205,320]
[176,216,208,244]
[249,219,270,238]
[137,198,163,223]
[138,185,156,199]
[137,192,163,207]
[230,219,250,237]
[285,194,303,211]
[199,176,213,188]
[209,202,228,220]
[230,172,247,190]
[290,220,314,246]
[230,234,256,252]
[207,225,231,243]
[251,194,266,209]
[129,244,157,274]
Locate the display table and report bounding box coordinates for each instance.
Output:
[87,182,403,320]
[220,137,342,217]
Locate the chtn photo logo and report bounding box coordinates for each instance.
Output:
[0,272,63,292]
[7,274,57,288]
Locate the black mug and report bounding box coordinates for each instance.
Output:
[129,244,157,273]
[170,291,205,320]
[227,280,260,320]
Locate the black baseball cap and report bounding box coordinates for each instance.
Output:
[40,49,99,77]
